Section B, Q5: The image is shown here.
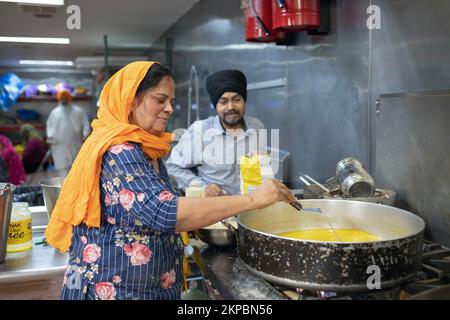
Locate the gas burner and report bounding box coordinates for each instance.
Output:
[268,240,450,300]
[271,281,404,300]
[195,239,450,300]
[273,285,402,300]
[402,240,450,296]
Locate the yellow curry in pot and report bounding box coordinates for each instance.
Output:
[277,229,380,243]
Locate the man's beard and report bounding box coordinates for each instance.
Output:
[220,110,243,127]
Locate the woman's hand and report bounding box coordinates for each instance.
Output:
[176,180,295,232]
[205,184,226,197]
[248,179,296,209]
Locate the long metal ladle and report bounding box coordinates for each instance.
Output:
[289,200,343,242]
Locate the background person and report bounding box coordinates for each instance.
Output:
[20,123,48,174]
[0,135,26,185]
[46,90,91,172]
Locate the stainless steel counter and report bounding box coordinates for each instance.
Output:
[0,231,67,284]
[1,206,281,299]
[0,206,68,285]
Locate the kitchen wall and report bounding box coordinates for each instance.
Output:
[369,0,450,163]
[154,0,450,244]
[154,0,371,186]
[370,0,450,246]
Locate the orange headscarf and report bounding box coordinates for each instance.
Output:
[45,61,174,252]
[56,90,73,103]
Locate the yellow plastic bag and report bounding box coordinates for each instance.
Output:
[240,155,262,194]
[240,153,275,194]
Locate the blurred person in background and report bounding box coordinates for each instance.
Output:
[0,135,26,185]
[20,124,48,174]
[0,157,10,182]
[46,90,91,172]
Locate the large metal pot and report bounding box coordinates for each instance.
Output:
[195,228,236,247]
[237,200,425,292]
[195,219,238,247]
[40,177,64,219]
[0,183,15,263]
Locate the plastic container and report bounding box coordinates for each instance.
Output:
[185,181,205,198]
[7,202,32,253]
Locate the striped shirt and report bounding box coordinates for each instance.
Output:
[61,142,183,300]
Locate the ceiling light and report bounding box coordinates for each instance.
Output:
[115,43,152,49]
[0,0,64,5]
[19,60,74,66]
[75,56,149,69]
[0,37,70,44]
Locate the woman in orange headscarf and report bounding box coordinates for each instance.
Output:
[47,61,294,300]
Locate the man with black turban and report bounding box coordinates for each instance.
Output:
[205,70,247,128]
[167,69,265,196]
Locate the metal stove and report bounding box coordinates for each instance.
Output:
[192,239,450,300]
[402,240,450,296]
[267,240,450,300]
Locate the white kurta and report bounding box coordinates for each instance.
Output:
[46,104,91,171]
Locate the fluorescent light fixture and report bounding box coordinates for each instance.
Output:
[0,36,70,44]
[75,56,148,69]
[116,43,152,49]
[19,60,74,66]
[0,0,64,5]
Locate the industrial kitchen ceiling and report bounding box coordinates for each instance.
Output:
[0,0,199,68]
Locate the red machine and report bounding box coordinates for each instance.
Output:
[271,0,321,31]
[244,0,286,43]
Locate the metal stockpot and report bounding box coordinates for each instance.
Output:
[0,183,15,263]
[237,200,425,292]
[195,228,236,247]
[40,177,64,219]
[195,219,238,247]
[335,158,375,198]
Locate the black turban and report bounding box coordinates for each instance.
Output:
[206,70,247,108]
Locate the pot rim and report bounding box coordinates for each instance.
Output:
[237,199,426,245]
